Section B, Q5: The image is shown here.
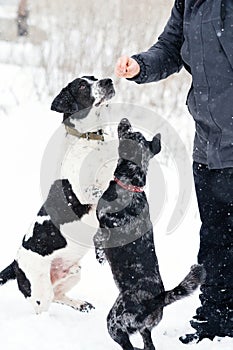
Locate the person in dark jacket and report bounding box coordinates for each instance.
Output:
[115,0,233,344]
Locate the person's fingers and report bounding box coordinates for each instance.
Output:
[119,55,129,72]
[115,56,130,77]
[125,58,140,78]
[115,56,140,79]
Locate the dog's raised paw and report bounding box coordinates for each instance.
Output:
[79,302,95,313]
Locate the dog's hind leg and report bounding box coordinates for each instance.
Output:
[108,327,134,350]
[107,310,134,350]
[16,249,54,314]
[139,329,155,350]
[53,269,94,312]
[54,294,94,312]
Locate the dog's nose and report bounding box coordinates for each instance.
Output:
[36,300,41,305]
[120,118,130,126]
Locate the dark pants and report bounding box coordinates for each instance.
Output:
[191,162,233,336]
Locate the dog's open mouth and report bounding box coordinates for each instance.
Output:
[95,98,106,107]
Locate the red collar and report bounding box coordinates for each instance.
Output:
[114,177,144,193]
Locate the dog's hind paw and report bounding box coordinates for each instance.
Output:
[79,302,95,313]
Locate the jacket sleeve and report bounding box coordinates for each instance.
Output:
[129,0,184,84]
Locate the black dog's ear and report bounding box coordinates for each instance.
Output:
[149,133,161,155]
[51,85,79,114]
[118,118,132,139]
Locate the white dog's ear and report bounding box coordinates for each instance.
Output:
[118,118,132,139]
[149,133,161,155]
[51,85,79,114]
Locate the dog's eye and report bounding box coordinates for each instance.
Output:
[79,84,86,90]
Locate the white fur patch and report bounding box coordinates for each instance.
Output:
[17,247,54,314]
[83,77,108,106]
[16,238,88,314]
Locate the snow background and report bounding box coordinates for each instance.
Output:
[0,1,232,349]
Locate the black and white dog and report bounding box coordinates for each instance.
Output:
[94,118,205,350]
[0,76,115,314]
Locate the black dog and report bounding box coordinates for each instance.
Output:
[0,76,115,314]
[94,118,205,350]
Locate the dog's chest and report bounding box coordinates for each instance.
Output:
[61,132,117,204]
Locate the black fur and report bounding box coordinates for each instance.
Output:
[51,78,94,115]
[94,118,205,350]
[0,261,17,285]
[22,220,67,257]
[39,179,91,226]
[14,261,31,298]
[22,179,91,256]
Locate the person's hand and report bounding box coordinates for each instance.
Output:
[115,56,140,79]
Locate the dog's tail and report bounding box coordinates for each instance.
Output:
[0,261,17,285]
[163,264,206,306]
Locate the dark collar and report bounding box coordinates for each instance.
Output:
[65,125,104,141]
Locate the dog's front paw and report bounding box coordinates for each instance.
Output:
[79,301,95,313]
[95,247,106,265]
[97,256,106,265]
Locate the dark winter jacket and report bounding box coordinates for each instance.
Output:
[131,0,233,169]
